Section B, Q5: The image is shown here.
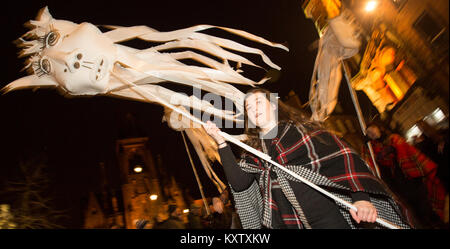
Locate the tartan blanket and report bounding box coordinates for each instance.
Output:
[364,134,447,220]
[231,122,412,229]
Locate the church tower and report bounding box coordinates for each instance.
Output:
[116,137,161,228]
[84,112,188,228]
[116,137,188,228]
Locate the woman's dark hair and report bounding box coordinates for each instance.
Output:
[242,88,323,151]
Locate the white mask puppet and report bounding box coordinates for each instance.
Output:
[40,22,116,95]
[10,8,117,95]
[5,7,288,122]
[3,7,287,193]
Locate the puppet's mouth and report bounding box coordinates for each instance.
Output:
[91,56,109,82]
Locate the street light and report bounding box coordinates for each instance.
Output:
[133,165,143,173]
[149,194,158,201]
[365,1,378,12]
[183,209,189,214]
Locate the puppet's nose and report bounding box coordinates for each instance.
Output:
[44,49,84,73]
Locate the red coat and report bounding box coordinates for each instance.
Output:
[363,134,446,220]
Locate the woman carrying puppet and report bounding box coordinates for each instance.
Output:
[204,88,412,229]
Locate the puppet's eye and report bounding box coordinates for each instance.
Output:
[39,58,52,74]
[45,31,60,47]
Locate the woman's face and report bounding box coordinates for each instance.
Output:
[366,126,381,140]
[245,92,276,129]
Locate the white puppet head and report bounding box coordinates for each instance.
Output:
[4,7,287,195]
[17,7,116,95]
[5,7,287,122]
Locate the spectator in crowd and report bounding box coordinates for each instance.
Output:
[152,212,167,229]
[187,203,204,229]
[414,120,449,191]
[363,121,447,228]
[210,197,232,229]
[135,219,149,229]
[156,204,186,229]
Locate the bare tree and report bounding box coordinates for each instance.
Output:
[1,156,67,229]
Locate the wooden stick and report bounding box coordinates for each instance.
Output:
[341,60,382,178]
[181,131,210,216]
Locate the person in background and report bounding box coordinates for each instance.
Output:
[210,197,232,229]
[135,219,149,229]
[364,121,447,228]
[187,203,204,229]
[152,212,167,229]
[219,187,242,229]
[414,120,449,191]
[156,204,186,229]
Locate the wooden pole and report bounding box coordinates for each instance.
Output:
[341,60,382,178]
[181,131,210,216]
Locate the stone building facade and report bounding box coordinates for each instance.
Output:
[83,137,187,229]
[302,0,448,139]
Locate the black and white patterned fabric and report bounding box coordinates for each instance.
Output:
[232,162,411,229]
[230,122,412,229]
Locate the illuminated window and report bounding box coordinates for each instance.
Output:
[431,108,446,123]
[424,107,446,125]
[133,165,143,173]
[129,153,145,174]
[405,125,422,143]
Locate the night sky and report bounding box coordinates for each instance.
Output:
[0,0,368,228]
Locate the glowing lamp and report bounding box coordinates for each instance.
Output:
[133,165,143,173]
[365,1,378,12]
[149,194,158,201]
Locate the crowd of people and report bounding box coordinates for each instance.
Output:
[363,120,448,228]
[138,188,242,229]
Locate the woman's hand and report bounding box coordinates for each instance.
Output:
[350,201,378,223]
[203,121,226,145]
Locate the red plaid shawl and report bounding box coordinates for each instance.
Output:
[364,134,446,220]
[256,123,387,193]
[236,122,411,228]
